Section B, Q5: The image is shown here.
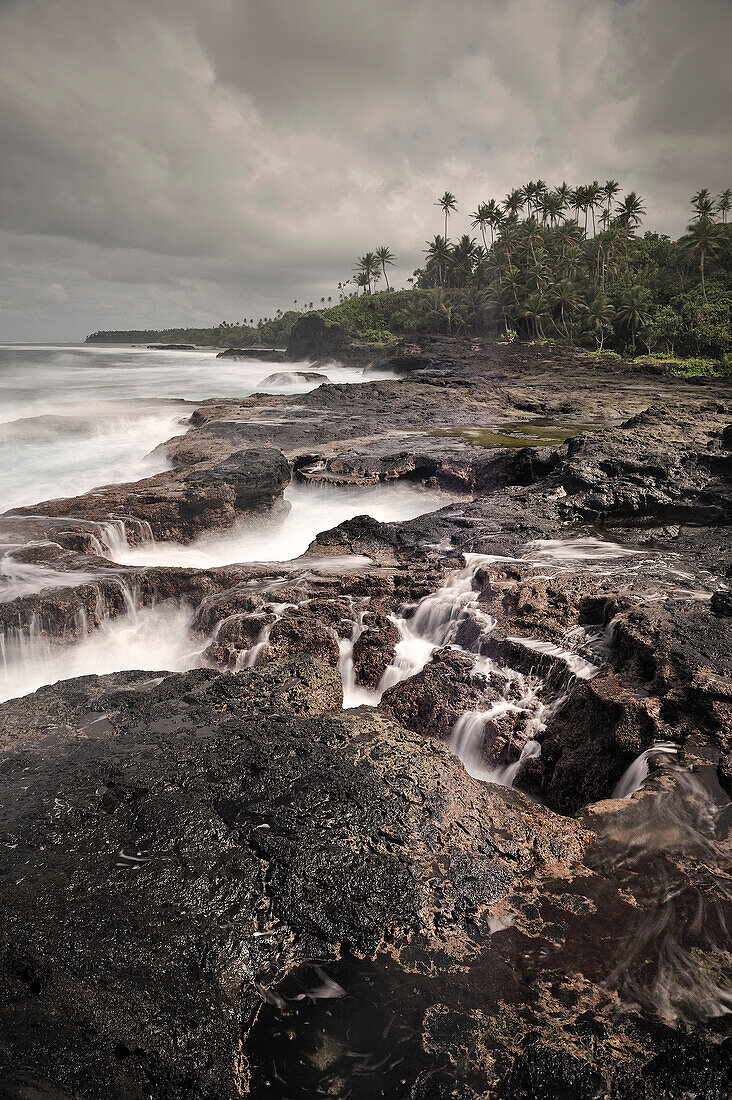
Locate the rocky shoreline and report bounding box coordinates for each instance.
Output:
[0,331,730,1098]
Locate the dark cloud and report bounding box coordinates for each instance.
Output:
[0,0,730,339]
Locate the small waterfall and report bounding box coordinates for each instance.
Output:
[337,553,617,790]
[234,601,297,669]
[505,635,601,680]
[93,518,156,557]
[613,742,679,799]
[337,606,384,708]
[0,594,204,704]
[0,551,99,602]
[358,556,500,705]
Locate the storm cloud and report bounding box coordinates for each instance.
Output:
[1,0,730,339]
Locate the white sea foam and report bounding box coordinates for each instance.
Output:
[0,602,204,704]
[100,481,451,568]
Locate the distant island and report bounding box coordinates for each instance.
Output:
[88,180,731,378]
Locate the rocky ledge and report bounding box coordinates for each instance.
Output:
[0,336,730,1098]
[2,658,731,1099]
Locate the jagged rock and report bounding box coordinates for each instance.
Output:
[262,613,341,667]
[216,347,284,361]
[284,314,350,361]
[540,672,660,813]
[381,649,493,739]
[0,661,582,1099]
[5,447,291,546]
[351,610,400,687]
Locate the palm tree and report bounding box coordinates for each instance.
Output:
[503,189,525,220]
[424,235,452,287]
[550,279,584,339]
[521,292,548,339]
[436,191,458,240]
[586,181,602,236]
[556,182,572,215]
[615,285,652,354]
[522,181,540,218]
[570,187,585,228]
[449,235,477,286]
[484,199,504,244]
[375,245,395,290]
[717,189,732,223]
[555,220,582,258]
[585,294,615,349]
[691,188,715,220]
[601,180,621,227]
[543,191,564,226]
[681,216,721,301]
[354,251,381,294]
[520,217,544,264]
[615,192,646,231]
[470,204,490,251]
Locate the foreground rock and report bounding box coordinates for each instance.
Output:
[0,659,580,1098]
[1,660,730,1098]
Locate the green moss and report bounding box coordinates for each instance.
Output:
[431,419,603,449]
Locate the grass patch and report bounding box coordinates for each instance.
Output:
[632,354,730,378]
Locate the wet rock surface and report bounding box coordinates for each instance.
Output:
[3,445,291,548]
[0,337,730,1097]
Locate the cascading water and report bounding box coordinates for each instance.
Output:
[612,741,679,798]
[336,554,602,789]
[0,595,207,704]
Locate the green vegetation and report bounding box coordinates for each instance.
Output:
[87,310,301,348]
[89,183,731,369]
[335,183,731,365]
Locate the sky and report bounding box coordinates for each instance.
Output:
[1,0,730,341]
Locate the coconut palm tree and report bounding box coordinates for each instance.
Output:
[681,216,721,301]
[615,285,652,353]
[717,189,732,223]
[522,182,540,218]
[354,252,380,294]
[503,189,525,220]
[424,235,452,287]
[436,191,458,240]
[520,217,544,264]
[449,234,477,286]
[570,187,585,227]
[691,188,715,220]
[543,191,565,226]
[470,204,490,251]
[586,181,602,236]
[585,294,615,349]
[556,182,572,215]
[522,292,548,339]
[615,192,646,231]
[375,245,395,290]
[550,279,584,339]
[484,199,504,243]
[601,180,621,227]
